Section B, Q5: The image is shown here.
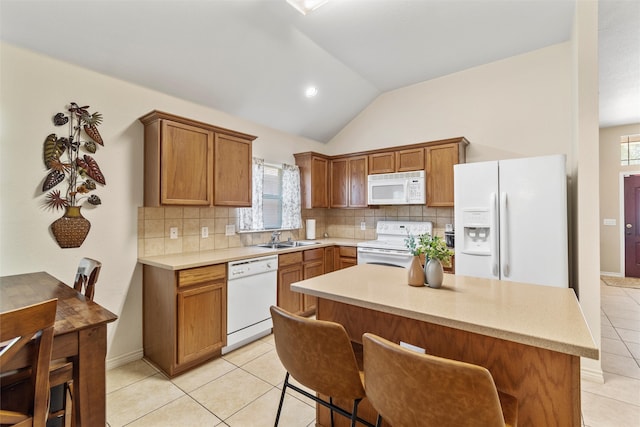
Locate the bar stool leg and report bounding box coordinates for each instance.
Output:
[274,373,289,427]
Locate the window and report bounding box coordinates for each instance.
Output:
[262,165,282,229]
[620,134,640,165]
[237,159,301,232]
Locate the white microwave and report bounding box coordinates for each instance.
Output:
[367,170,426,205]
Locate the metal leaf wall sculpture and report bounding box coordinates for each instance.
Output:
[42,102,107,248]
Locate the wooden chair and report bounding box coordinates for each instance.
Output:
[73,257,101,301]
[47,258,101,425]
[0,299,57,427]
[362,333,518,427]
[270,306,374,427]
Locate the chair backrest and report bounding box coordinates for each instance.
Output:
[74,257,101,300]
[0,299,57,427]
[363,333,507,427]
[270,305,365,400]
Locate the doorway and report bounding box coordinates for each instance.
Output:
[623,174,640,277]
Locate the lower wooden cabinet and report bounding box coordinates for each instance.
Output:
[277,252,303,315]
[335,246,357,270]
[143,263,227,377]
[277,248,325,316]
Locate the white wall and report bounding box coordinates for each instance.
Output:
[328,43,573,160]
[0,42,326,365]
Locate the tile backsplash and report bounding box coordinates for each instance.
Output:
[138,205,453,257]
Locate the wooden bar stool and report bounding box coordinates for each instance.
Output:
[270,306,374,427]
[0,299,57,427]
[362,333,518,427]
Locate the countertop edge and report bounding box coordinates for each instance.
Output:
[138,238,361,270]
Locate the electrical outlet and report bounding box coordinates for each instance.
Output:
[169,227,178,239]
[360,221,366,230]
[201,226,209,238]
[225,224,236,236]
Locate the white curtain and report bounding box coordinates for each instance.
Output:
[281,163,302,229]
[237,157,264,230]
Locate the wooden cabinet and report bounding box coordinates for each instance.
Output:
[139,110,256,207]
[397,148,425,172]
[294,152,329,209]
[369,148,424,174]
[277,248,324,316]
[330,155,367,208]
[143,263,227,377]
[426,142,466,207]
[277,252,303,315]
[324,246,335,274]
[296,137,467,210]
[335,246,357,270]
[368,152,396,174]
[213,133,252,207]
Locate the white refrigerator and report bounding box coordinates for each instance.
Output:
[454,154,568,288]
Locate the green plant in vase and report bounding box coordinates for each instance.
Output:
[42,102,106,248]
[419,234,452,288]
[404,233,426,287]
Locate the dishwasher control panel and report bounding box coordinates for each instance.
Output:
[228,255,278,279]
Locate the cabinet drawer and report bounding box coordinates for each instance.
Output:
[338,246,357,258]
[303,248,324,262]
[178,264,226,288]
[279,252,303,267]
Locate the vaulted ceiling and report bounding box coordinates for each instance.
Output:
[1,0,637,142]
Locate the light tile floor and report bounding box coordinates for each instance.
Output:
[106,282,640,427]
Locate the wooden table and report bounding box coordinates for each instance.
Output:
[292,264,599,427]
[0,272,118,427]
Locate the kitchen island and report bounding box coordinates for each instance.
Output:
[291,264,598,427]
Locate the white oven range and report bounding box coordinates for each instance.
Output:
[357,220,433,269]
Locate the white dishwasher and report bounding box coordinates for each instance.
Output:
[223,254,278,354]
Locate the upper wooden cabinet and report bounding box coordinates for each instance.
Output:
[295,137,468,209]
[294,152,329,209]
[139,110,256,207]
[214,133,252,207]
[369,148,425,174]
[426,142,466,207]
[330,155,367,208]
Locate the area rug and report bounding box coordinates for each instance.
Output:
[601,275,640,289]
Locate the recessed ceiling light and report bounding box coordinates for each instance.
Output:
[286,0,329,15]
[305,86,318,98]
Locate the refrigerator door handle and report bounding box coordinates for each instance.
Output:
[500,192,510,277]
[490,192,499,277]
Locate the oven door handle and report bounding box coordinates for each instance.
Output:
[357,249,411,257]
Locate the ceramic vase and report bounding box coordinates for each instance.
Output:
[425,258,444,288]
[408,255,425,287]
[50,206,91,248]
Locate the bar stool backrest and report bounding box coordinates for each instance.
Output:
[363,333,517,427]
[270,305,365,400]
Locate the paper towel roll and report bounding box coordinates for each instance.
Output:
[306,219,316,240]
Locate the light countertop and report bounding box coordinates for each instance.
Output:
[138,238,360,270]
[291,264,599,359]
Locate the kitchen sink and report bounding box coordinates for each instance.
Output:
[256,241,320,249]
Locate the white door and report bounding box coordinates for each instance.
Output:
[454,161,499,279]
[498,155,568,287]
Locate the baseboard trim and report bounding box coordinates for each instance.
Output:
[581,365,604,383]
[600,271,623,277]
[106,349,144,371]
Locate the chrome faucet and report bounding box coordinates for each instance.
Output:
[270,231,281,244]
